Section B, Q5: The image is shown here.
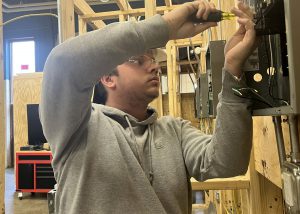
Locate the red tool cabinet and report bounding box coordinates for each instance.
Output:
[15,151,56,200]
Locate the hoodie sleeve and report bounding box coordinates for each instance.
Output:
[181,69,253,181]
[40,15,169,169]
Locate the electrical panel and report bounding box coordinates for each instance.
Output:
[196,73,209,118]
[195,40,225,119]
[241,0,300,116]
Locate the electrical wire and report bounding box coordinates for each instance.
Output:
[0,13,58,27]
[187,46,197,78]
[188,38,202,76]
[263,34,289,106]
[232,87,274,107]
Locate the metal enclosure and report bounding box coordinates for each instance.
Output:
[206,40,225,118]
[243,0,300,116]
[195,40,225,118]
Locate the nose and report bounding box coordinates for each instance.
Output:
[147,62,161,75]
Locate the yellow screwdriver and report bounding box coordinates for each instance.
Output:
[190,10,236,23]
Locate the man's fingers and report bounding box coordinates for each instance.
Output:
[201,0,211,20]
[196,1,206,18]
[231,7,251,20]
[237,18,255,31]
[237,1,253,19]
[194,22,217,33]
[209,2,218,12]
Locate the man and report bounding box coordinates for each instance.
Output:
[40,1,255,213]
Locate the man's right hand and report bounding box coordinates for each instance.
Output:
[162,0,218,40]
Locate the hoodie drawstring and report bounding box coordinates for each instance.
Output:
[148,124,154,185]
[124,115,154,185]
[124,115,143,168]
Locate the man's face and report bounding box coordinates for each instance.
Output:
[113,54,161,103]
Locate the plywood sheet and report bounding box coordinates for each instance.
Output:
[13,73,43,152]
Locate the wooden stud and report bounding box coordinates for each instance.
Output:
[115,0,131,10]
[0,0,5,212]
[118,14,126,22]
[74,0,106,29]
[115,0,137,22]
[78,16,87,35]
[57,0,75,43]
[166,41,175,116]
[145,0,156,18]
[144,0,163,117]
[164,0,172,7]
[248,149,263,214]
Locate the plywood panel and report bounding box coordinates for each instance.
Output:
[13,73,43,152]
[181,93,198,128]
[253,116,290,188]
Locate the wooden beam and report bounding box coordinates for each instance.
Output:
[145,0,163,117]
[115,0,132,11]
[248,149,263,214]
[115,0,137,22]
[58,0,75,43]
[78,16,87,35]
[81,5,178,21]
[191,176,250,190]
[0,0,5,212]
[145,0,156,18]
[164,0,172,7]
[74,0,106,29]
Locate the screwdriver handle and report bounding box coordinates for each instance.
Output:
[190,10,223,23]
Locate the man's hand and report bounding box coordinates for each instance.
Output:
[224,1,256,78]
[162,0,218,40]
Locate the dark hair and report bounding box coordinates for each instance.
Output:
[93,69,118,105]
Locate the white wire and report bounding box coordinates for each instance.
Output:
[1,13,58,27]
[189,37,201,75]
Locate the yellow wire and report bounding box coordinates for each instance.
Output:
[0,13,58,27]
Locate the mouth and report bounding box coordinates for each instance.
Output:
[148,76,160,83]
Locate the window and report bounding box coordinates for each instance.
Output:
[11,40,36,76]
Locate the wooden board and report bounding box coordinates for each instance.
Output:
[13,73,43,152]
[74,0,105,29]
[0,0,5,212]
[191,176,250,190]
[58,0,75,42]
[253,116,291,188]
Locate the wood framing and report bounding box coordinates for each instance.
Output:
[0,0,5,212]
[80,6,177,21]
[115,0,132,11]
[164,0,172,7]
[191,176,250,190]
[78,16,87,35]
[144,0,164,116]
[58,0,75,42]
[74,0,106,30]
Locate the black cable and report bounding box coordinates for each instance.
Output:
[263,35,289,105]
[232,87,274,107]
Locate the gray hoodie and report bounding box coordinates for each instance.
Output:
[40,15,252,214]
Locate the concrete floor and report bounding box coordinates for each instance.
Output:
[5,168,49,214]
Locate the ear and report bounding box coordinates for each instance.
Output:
[100,75,117,90]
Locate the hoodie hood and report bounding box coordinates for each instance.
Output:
[95,104,156,185]
[97,104,158,128]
